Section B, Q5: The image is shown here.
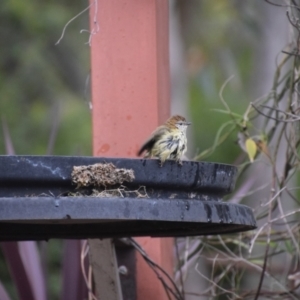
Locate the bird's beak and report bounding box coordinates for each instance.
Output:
[185,122,191,126]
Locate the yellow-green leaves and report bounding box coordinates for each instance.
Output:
[238,132,269,163]
[245,138,257,163]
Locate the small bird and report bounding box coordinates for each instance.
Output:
[137,115,191,166]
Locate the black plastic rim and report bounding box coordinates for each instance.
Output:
[0,155,256,240]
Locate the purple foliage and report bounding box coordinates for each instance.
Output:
[1,242,36,300]
[18,242,47,300]
[0,280,11,300]
[61,240,88,300]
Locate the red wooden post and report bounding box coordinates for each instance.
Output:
[89,0,172,299]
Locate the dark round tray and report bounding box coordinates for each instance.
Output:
[0,156,256,240]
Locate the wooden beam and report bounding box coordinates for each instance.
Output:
[89,0,170,155]
[89,0,173,299]
[88,239,123,300]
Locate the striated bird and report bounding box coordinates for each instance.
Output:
[137,115,191,166]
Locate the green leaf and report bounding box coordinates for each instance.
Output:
[245,138,257,162]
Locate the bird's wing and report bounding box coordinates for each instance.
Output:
[137,126,168,156]
[158,133,179,153]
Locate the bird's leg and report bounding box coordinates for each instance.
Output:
[176,158,183,166]
[159,153,169,167]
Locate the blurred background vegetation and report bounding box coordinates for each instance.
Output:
[0,0,291,299]
[0,0,91,156]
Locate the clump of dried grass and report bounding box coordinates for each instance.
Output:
[71,163,135,188]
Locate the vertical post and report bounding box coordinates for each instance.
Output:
[88,239,123,300]
[89,0,173,299]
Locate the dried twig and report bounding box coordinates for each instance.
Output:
[129,238,184,300]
